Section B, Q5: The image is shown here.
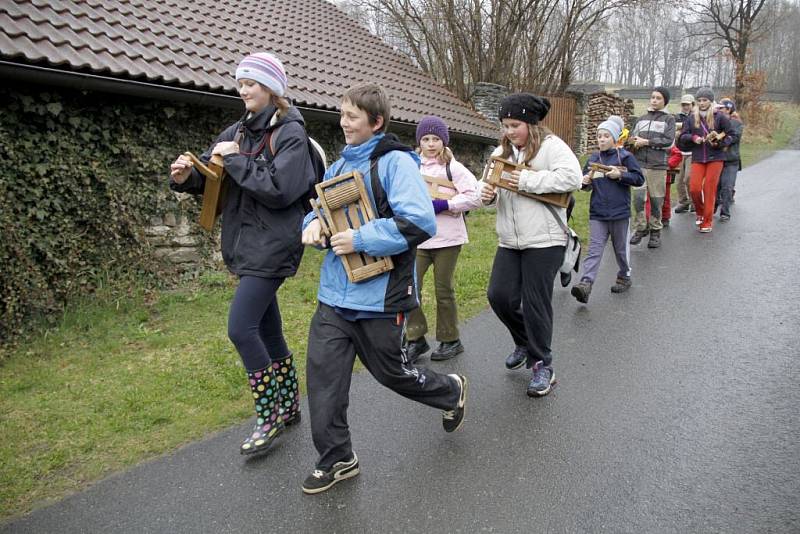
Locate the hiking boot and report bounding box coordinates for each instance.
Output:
[630,229,648,245]
[647,229,661,248]
[570,280,592,304]
[505,346,528,370]
[302,453,360,495]
[527,362,556,397]
[240,367,285,455]
[430,340,464,361]
[674,203,691,213]
[610,277,632,293]
[405,337,430,364]
[273,354,301,426]
[442,374,468,432]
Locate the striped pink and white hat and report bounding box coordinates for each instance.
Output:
[235,53,288,97]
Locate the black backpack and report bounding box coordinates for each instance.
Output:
[267,126,327,212]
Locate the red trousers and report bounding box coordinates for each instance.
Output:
[689,161,723,229]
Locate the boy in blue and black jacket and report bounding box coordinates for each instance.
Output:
[300,83,467,495]
[571,119,645,304]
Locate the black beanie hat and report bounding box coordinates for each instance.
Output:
[498,93,551,125]
[653,86,671,106]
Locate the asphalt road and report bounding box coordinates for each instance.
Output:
[5,150,799,533]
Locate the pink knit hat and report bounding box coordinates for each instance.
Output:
[235,53,288,97]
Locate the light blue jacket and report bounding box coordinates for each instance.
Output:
[303,133,436,312]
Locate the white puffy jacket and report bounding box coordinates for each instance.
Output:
[482,135,582,250]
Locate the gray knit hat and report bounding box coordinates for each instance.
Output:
[695,87,715,101]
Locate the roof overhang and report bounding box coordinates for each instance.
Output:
[1,60,496,145]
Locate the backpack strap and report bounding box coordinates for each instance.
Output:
[544,203,570,236]
[266,124,282,157]
[445,161,453,182]
[369,157,393,218]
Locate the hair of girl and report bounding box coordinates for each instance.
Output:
[274,95,290,118]
[499,123,553,165]
[415,145,453,164]
[691,103,715,131]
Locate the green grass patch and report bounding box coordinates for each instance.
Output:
[0,211,499,520]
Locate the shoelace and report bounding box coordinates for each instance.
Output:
[442,410,455,420]
[532,366,551,385]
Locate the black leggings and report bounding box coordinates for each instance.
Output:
[227,275,289,372]
[487,246,563,367]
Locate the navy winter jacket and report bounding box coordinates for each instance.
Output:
[678,111,737,164]
[582,148,645,221]
[171,105,316,278]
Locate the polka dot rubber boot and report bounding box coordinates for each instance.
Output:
[273,355,301,426]
[240,367,285,455]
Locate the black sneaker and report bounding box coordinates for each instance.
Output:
[629,230,648,245]
[442,374,468,432]
[647,229,661,248]
[504,346,528,370]
[570,280,592,303]
[674,203,690,214]
[610,277,632,293]
[430,340,464,361]
[302,453,360,495]
[526,362,556,397]
[405,337,430,364]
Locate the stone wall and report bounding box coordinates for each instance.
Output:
[470,82,510,125]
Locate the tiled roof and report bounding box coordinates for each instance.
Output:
[0,0,500,141]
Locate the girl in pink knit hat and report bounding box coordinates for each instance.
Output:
[169,52,322,456]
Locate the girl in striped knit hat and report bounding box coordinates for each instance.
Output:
[169,52,321,456]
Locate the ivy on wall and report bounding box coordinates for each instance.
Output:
[0,83,493,342]
[0,86,236,341]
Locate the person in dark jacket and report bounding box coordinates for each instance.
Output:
[629,86,676,248]
[169,52,318,455]
[715,98,743,221]
[678,87,736,233]
[300,83,467,495]
[674,94,696,213]
[571,119,645,304]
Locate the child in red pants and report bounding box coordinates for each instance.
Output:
[677,88,736,233]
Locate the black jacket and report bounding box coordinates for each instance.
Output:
[171,106,316,278]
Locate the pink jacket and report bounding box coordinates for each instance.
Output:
[418,156,483,249]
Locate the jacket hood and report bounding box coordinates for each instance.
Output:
[242,105,305,133]
[341,133,420,165]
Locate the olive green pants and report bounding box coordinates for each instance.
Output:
[406,245,462,343]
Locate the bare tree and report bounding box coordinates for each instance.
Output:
[687,0,776,107]
[348,0,641,99]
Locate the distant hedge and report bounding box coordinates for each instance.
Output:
[0,86,235,341]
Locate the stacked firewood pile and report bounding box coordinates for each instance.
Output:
[586,92,635,148]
